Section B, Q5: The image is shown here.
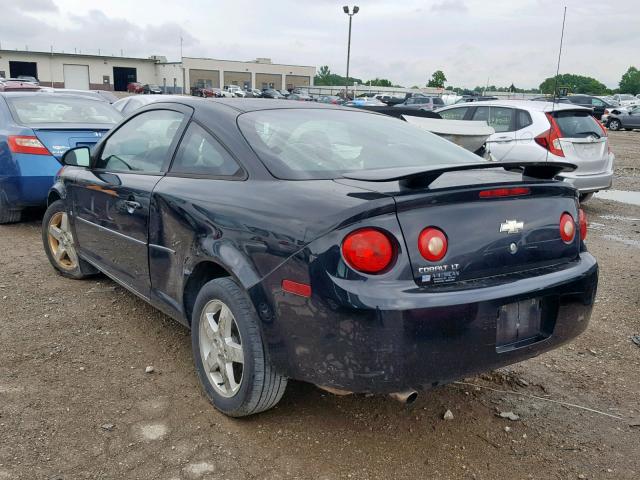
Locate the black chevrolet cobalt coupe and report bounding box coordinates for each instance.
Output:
[42,98,597,416]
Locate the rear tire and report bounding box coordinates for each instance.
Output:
[608,119,621,131]
[0,189,21,224]
[42,200,97,279]
[191,277,287,417]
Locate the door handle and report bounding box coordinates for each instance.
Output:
[124,200,142,214]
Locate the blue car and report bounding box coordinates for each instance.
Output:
[42,99,597,417]
[0,92,121,223]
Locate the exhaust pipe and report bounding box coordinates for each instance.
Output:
[389,390,418,405]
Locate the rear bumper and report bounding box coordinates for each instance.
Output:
[556,153,614,193]
[0,153,60,208]
[259,254,598,393]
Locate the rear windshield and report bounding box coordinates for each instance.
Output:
[553,110,603,138]
[238,108,479,180]
[7,96,122,125]
[433,97,445,105]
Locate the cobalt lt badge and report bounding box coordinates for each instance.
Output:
[500,220,524,234]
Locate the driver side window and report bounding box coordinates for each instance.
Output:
[96,110,184,172]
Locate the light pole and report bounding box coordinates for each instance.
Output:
[343,5,359,100]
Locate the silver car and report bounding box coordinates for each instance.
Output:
[436,100,614,201]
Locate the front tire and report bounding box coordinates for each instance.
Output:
[191,277,287,417]
[608,119,621,131]
[42,200,97,279]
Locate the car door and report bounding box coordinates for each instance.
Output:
[474,106,517,161]
[70,106,190,297]
[590,97,606,120]
[627,107,640,127]
[148,121,245,315]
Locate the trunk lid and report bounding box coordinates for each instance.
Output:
[337,166,581,287]
[31,125,110,159]
[394,185,580,287]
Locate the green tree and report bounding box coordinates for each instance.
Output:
[316,65,331,85]
[365,78,394,87]
[427,70,447,88]
[539,73,609,95]
[619,66,640,94]
[314,65,362,86]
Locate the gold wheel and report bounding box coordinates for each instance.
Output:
[47,212,78,271]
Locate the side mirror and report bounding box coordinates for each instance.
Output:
[61,146,91,167]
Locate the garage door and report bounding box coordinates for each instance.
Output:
[63,64,90,90]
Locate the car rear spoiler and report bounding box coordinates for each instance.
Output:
[341,161,577,188]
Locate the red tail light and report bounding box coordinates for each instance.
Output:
[341,228,395,274]
[535,113,565,157]
[578,208,587,241]
[479,187,530,198]
[8,135,50,155]
[418,227,448,262]
[559,213,576,243]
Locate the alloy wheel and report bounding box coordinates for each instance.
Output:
[47,212,79,271]
[199,300,244,397]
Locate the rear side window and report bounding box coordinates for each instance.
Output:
[171,123,241,177]
[553,111,603,138]
[433,97,444,105]
[516,109,533,129]
[472,107,514,132]
[439,107,469,120]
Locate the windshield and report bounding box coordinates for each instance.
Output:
[238,108,479,180]
[8,96,122,125]
[618,95,635,101]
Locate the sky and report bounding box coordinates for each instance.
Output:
[1,0,638,89]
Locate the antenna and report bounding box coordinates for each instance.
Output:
[551,6,567,108]
[547,6,567,163]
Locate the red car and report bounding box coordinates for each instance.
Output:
[126,82,144,94]
[0,80,41,92]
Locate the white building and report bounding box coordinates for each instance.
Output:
[0,49,315,93]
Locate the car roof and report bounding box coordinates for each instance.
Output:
[438,99,591,113]
[0,91,106,101]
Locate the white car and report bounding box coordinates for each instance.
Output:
[612,94,640,107]
[224,85,246,97]
[436,100,614,201]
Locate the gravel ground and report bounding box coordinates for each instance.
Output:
[0,132,639,480]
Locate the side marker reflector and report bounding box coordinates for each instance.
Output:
[282,279,312,298]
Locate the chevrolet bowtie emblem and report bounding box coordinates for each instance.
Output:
[500,220,524,234]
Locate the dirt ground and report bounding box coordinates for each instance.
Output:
[1,132,639,480]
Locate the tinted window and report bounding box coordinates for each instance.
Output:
[488,107,514,132]
[7,96,121,125]
[471,106,490,122]
[171,123,241,177]
[439,107,469,120]
[517,109,533,129]
[238,109,480,180]
[96,110,184,172]
[433,97,444,105]
[591,98,605,107]
[553,111,603,138]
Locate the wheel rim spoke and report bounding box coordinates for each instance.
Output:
[55,245,67,261]
[224,340,244,364]
[199,299,244,397]
[49,225,64,241]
